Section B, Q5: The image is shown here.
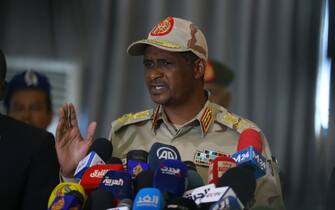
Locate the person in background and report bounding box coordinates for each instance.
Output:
[3,70,53,129]
[0,49,59,209]
[204,59,234,108]
[55,17,285,209]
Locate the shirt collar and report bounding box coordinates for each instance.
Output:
[151,100,215,136]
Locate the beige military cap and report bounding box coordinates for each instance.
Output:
[127,16,208,60]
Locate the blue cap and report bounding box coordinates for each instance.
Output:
[4,70,51,109]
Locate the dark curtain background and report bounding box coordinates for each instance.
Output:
[0,0,330,209]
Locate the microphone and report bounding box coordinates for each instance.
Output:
[133,188,165,210]
[127,160,150,178]
[233,128,267,179]
[117,198,133,208]
[209,194,244,210]
[232,146,266,179]
[48,182,87,209]
[79,164,124,194]
[182,183,216,205]
[164,197,198,210]
[217,167,256,207]
[237,128,262,153]
[200,187,244,210]
[133,170,155,195]
[148,142,181,170]
[153,159,187,199]
[99,170,132,201]
[127,150,148,163]
[89,137,113,161]
[183,161,197,171]
[199,186,230,205]
[48,191,84,210]
[74,151,105,179]
[74,137,113,179]
[106,198,133,210]
[84,188,116,210]
[208,155,236,185]
[183,161,204,190]
[127,150,150,178]
[107,156,124,165]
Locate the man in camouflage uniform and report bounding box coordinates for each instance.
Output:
[55,17,285,209]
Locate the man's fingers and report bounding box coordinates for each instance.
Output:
[69,103,79,128]
[56,103,74,147]
[56,106,67,142]
[59,103,67,120]
[86,121,97,143]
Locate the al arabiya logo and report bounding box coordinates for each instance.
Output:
[156,147,178,160]
[102,178,124,186]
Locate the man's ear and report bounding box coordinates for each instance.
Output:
[194,59,206,79]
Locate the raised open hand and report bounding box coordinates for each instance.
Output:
[55,103,97,177]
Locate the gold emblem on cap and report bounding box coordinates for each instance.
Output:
[200,107,213,134]
[150,16,174,36]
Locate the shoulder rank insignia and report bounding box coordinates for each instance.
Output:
[200,107,213,135]
[220,111,260,134]
[112,109,153,133]
[151,106,161,130]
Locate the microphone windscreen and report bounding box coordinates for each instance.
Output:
[133,188,165,210]
[48,193,83,210]
[133,170,155,194]
[117,198,133,208]
[183,183,216,205]
[127,150,148,163]
[153,159,187,198]
[107,156,124,165]
[183,161,197,172]
[99,170,132,200]
[148,142,181,170]
[89,137,113,162]
[48,182,87,208]
[80,164,124,193]
[127,160,150,177]
[199,186,231,209]
[217,167,256,206]
[84,188,116,210]
[237,128,262,153]
[208,155,236,185]
[164,197,197,210]
[209,195,244,210]
[74,151,105,179]
[186,170,204,190]
[232,146,267,179]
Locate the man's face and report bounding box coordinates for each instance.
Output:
[8,89,52,129]
[143,46,197,106]
[204,82,231,108]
